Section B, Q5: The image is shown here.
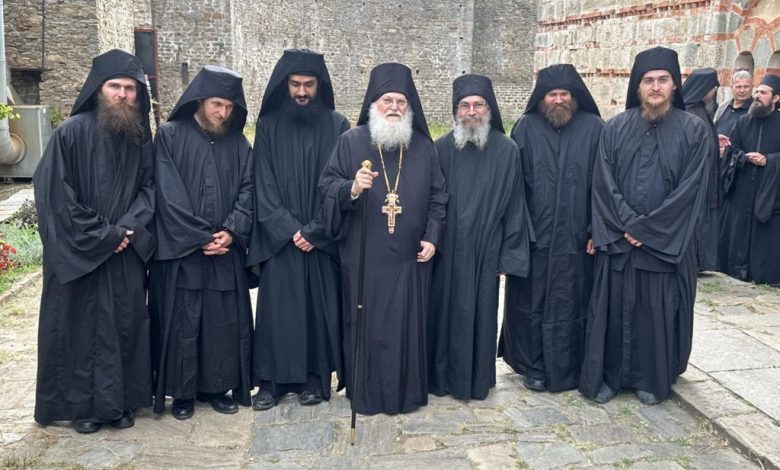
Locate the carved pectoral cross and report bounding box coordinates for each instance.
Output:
[382,193,403,234]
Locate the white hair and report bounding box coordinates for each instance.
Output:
[453,113,491,150]
[368,103,414,150]
[732,70,752,82]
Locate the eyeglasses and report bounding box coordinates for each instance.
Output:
[457,101,488,112]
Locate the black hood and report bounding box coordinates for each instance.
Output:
[71,49,151,140]
[356,62,430,140]
[258,48,336,118]
[626,46,685,110]
[760,73,780,95]
[168,65,248,130]
[451,74,504,133]
[524,64,600,117]
[683,68,719,107]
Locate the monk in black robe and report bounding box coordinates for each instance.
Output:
[683,68,720,272]
[429,74,531,400]
[580,47,711,405]
[319,63,448,414]
[149,66,253,419]
[719,74,780,285]
[33,49,155,433]
[248,49,348,410]
[500,64,603,393]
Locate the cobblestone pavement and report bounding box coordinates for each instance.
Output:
[0,274,769,469]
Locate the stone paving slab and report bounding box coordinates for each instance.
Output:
[0,187,33,222]
[689,328,780,372]
[711,368,780,421]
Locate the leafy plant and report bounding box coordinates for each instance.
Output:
[0,103,20,121]
[49,107,66,128]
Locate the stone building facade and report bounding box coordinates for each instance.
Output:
[5,0,779,124]
[4,0,536,125]
[536,0,780,118]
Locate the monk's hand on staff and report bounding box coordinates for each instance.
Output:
[351,167,379,197]
[293,230,314,252]
[417,241,436,263]
[202,230,232,256]
[746,152,767,167]
[114,230,134,253]
[624,232,642,247]
[586,238,595,255]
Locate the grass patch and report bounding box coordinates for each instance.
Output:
[515,459,530,469]
[613,458,634,469]
[672,454,693,468]
[428,121,452,140]
[0,451,40,469]
[243,122,256,144]
[755,283,780,293]
[0,263,40,296]
[697,282,719,295]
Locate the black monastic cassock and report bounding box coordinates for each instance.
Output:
[247,49,349,398]
[499,64,603,392]
[580,47,711,402]
[33,49,155,424]
[683,68,721,271]
[429,74,531,400]
[149,66,254,412]
[319,63,448,414]
[719,74,780,285]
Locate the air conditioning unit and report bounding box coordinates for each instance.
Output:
[0,105,52,178]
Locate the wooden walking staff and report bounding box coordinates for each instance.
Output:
[350,159,372,445]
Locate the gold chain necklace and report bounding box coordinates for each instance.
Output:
[377,145,404,234]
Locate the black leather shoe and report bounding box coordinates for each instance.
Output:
[252,390,278,411]
[523,377,547,392]
[636,389,662,405]
[110,410,134,429]
[594,383,618,404]
[197,392,239,414]
[171,399,195,420]
[73,419,101,434]
[298,390,323,406]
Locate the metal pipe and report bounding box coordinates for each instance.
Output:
[0,0,26,165]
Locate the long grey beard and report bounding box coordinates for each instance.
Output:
[369,104,413,150]
[453,114,491,150]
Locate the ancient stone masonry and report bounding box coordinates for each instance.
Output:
[535,0,780,118]
[4,0,536,125]
[152,0,536,124]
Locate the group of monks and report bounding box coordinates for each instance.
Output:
[30,44,780,435]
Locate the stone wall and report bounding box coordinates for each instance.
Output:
[535,0,780,118]
[97,0,135,53]
[3,0,42,71]
[151,0,536,125]
[151,0,234,117]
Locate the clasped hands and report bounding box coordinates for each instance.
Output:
[202,230,233,256]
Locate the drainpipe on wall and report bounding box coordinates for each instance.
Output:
[0,0,26,165]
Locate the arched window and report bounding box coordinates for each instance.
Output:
[734,51,755,76]
[767,51,780,76]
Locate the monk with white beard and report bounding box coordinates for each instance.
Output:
[319,63,448,415]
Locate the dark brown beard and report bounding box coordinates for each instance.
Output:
[96,92,144,142]
[748,100,774,119]
[639,95,673,122]
[195,106,232,138]
[539,97,578,128]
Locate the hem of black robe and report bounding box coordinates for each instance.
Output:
[348,399,428,416]
[34,398,153,425]
[429,383,493,401]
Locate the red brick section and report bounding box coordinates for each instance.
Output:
[538,0,713,30]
